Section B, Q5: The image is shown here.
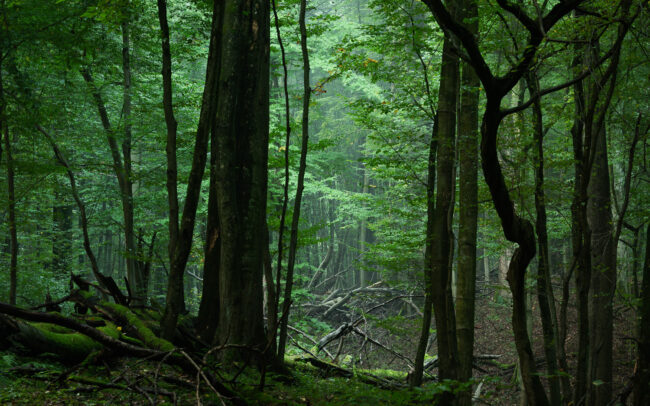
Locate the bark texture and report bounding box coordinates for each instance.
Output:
[455,0,479,403]
[160,0,221,339]
[214,0,270,361]
[277,0,311,361]
[633,224,650,406]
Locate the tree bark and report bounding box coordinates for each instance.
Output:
[633,224,650,405]
[527,72,563,405]
[277,0,311,362]
[197,125,220,342]
[411,120,437,387]
[120,16,141,304]
[421,0,587,403]
[2,70,17,305]
[156,0,180,298]
[159,0,221,339]
[430,30,460,397]
[214,0,270,362]
[455,0,479,404]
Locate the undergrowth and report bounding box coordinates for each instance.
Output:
[0,351,457,405]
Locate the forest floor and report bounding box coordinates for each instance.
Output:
[0,351,445,405]
[0,288,638,405]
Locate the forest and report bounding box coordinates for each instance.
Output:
[0,0,648,404]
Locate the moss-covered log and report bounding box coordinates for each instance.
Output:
[0,301,247,405]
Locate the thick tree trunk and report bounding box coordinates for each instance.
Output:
[214,0,270,362]
[570,46,592,405]
[587,127,614,406]
[455,0,479,403]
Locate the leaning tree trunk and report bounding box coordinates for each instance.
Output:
[159,0,220,339]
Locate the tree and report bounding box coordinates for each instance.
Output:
[159,0,218,339]
[212,0,270,361]
[413,1,460,393]
[277,0,312,362]
[422,0,587,403]
[455,0,479,403]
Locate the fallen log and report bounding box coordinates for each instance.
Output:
[0,301,247,405]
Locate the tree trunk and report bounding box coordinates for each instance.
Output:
[2,75,17,305]
[197,126,220,342]
[587,126,614,406]
[160,0,220,339]
[277,0,311,362]
[633,224,650,406]
[455,0,479,402]
[214,0,270,362]
[430,31,460,394]
[52,187,73,276]
[120,17,141,304]
[410,119,437,387]
[570,43,592,405]
[527,72,562,405]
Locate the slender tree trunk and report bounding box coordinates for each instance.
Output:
[157,0,179,288]
[197,124,220,342]
[120,17,141,304]
[52,186,73,275]
[430,31,460,397]
[2,79,17,305]
[633,224,650,406]
[271,0,291,325]
[263,221,277,354]
[527,72,562,405]
[411,120,437,387]
[455,0,479,403]
[160,0,220,339]
[277,0,310,362]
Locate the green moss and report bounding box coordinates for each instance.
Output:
[101,302,174,352]
[22,321,119,361]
